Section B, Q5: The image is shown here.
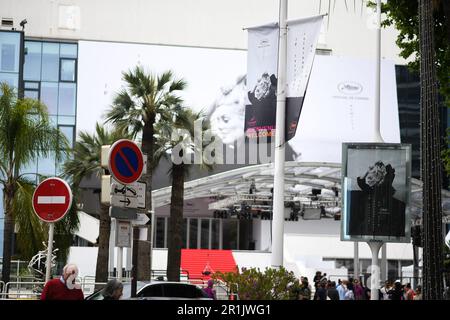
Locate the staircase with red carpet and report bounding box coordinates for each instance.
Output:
[181,249,237,281]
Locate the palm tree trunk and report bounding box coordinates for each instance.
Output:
[141,118,155,279]
[167,163,185,282]
[95,202,111,289]
[1,185,15,288]
[419,0,444,300]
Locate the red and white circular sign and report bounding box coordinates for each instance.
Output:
[32,177,72,223]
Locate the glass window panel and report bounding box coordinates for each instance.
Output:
[40,82,58,115]
[189,219,198,249]
[37,155,56,177]
[24,42,42,80]
[155,217,165,248]
[0,32,20,72]
[58,83,76,116]
[41,43,59,81]
[49,116,57,126]
[182,218,187,249]
[24,90,39,100]
[211,219,220,249]
[0,73,18,89]
[20,159,38,182]
[60,43,77,58]
[60,59,76,82]
[1,44,16,71]
[222,220,238,250]
[59,125,74,148]
[200,219,209,249]
[57,115,76,125]
[24,81,39,89]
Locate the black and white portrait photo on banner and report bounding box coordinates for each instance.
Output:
[341,143,412,243]
[244,15,324,141]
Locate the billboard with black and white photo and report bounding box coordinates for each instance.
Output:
[341,143,411,243]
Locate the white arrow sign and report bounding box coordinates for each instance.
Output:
[110,178,146,209]
[132,213,151,226]
[111,195,139,209]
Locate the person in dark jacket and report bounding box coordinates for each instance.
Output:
[388,281,404,300]
[314,281,328,300]
[327,281,340,301]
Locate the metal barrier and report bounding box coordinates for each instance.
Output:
[2,281,45,300]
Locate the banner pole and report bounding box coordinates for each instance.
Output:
[374,0,384,143]
[271,0,288,269]
[45,223,54,283]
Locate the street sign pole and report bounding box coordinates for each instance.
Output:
[45,223,54,283]
[131,227,139,297]
[117,246,123,281]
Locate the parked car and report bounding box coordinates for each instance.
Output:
[85,281,211,300]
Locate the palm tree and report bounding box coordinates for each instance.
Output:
[0,83,69,284]
[105,66,186,277]
[418,0,444,300]
[155,107,210,281]
[63,123,131,285]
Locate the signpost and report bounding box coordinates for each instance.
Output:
[32,177,72,282]
[108,139,145,293]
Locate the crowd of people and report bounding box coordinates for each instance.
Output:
[294,271,423,300]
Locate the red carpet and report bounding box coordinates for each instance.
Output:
[181,249,237,280]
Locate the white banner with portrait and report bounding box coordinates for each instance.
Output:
[244,23,279,139]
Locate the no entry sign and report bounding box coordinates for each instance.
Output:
[109,139,144,185]
[32,177,72,223]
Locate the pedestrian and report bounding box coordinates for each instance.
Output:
[336,280,346,300]
[404,283,415,300]
[327,281,340,301]
[40,263,84,300]
[388,280,404,300]
[298,277,312,300]
[313,271,322,288]
[203,279,217,300]
[344,282,355,300]
[314,280,328,300]
[380,281,391,300]
[102,279,123,300]
[413,285,422,300]
[353,279,365,300]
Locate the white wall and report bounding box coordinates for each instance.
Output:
[0,0,404,63]
[76,210,99,243]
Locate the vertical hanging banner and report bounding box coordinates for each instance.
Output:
[244,23,279,139]
[285,15,324,141]
[244,15,324,141]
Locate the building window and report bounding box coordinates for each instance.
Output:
[0,31,22,90]
[222,220,238,250]
[189,218,198,249]
[0,32,20,72]
[58,125,75,148]
[40,82,58,115]
[58,82,76,115]
[154,217,165,248]
[41,42,59,81]
[60,58,76,82]
[24,42,41,81]
[200,219,209,249]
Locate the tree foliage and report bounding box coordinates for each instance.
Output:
[369,0,450,107]
[213,267,301,300]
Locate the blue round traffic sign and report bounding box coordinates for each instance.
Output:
[109,139,144,184]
